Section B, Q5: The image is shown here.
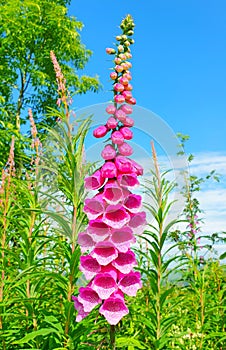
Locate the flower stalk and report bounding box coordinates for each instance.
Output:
[73,15,146,332]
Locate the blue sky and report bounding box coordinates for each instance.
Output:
[68,1,226,246]
[69,0,226,154]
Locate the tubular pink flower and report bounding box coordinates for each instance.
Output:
[93,125,109,138]
[87,220,111,242]
[72,296,89,322]
[130,159,144,176]
[117,173,139,188]
[91,241,118,266]
[103,181,124,204]
[80,255,101,280]
[99,297,129,325]
[115,156,133,173]
[112,250,137,274]
[78,287,101,312]
[118,142,133,156]
[92,273,117,299]
[110,227,135,252]
[106,117,118,129]
[77,231,95,253]
[101,161,117,179]
[111,131,124,145]
[124,194,142,213]
[129,211,147,234]
[101,145,117,160]
[84,170,105,190]
[103,204,130,229]
[118,271,142,296]
[83,196,105,220]
[106,104,117,114]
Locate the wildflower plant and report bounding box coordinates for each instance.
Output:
[73,15,146,329]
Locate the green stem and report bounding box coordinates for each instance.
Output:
[110,325,116,350]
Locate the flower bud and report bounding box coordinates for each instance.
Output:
[118,142,133,156]
[116,35,122,41]
[115,65,124,73]
[106,104,116,115]
[119,53,127,60]
[127,97,136,105]
[123,73,132,81]
[106,48,116,54]
[111,131,124,145]
[107,117,118,129]
[101,145,117,160]
[114,94,125,104]
[120,127,133,140]
[120,104,133,114]
[118,45,124,52]
[119,77,129,86]
[114,57,121,65]
[122,91,132,100]
[114,83,124,92]
[93,125,108,138]
[115,109,126,123]
[124,83,133,91]
[123,117,134,127]
[110,72,118,80]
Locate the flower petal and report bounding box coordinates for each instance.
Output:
[84,170,105,190]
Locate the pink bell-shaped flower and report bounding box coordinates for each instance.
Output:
[79,255,101,280]
[78,287,101,312]
[84,169,105,190]
[91,241,118,266]
[103,204,130,229]
[99,296,129,325]
[118,271,142,296]
[92,273,117,299]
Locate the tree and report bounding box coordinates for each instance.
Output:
[0,0,100,132]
